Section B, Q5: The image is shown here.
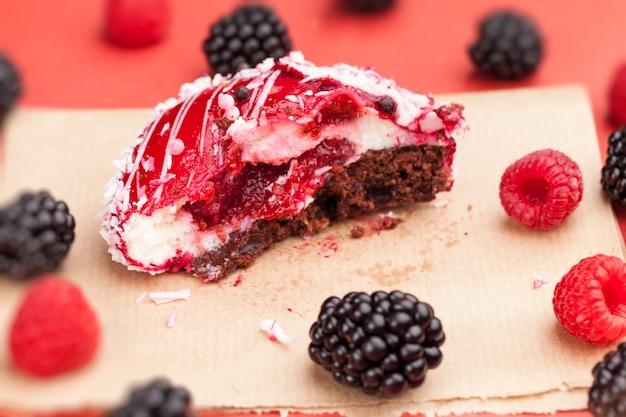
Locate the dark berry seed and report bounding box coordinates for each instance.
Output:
[361,366,383,388]
[424,345,443,368]
[414,302,433,325]
[332,344,349,364]
[392,297,417,314]
[350,326,366,345]
[349,301,373,323]
[363,312,386,335]
[256,22,273,40]
[399,343,424,362]
[404,358,427,383]
[323,333,341,351]
[309,323,325,344]
[322,315,338,334]
[348,348,369,371]
[362,335,388,361]
[403,324,425,343]
[339,318,355,338]
[243,38,261,55]
[380,372,407,397]
[426,317,444,340]
[388,311,413,333]
[343,374,362,388]
[381,353,400,372]
[384,332,401,350]
[308,345,321,364]
[238,24,254,39]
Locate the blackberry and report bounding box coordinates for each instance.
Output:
[347,0,395,12]
[601,126,626,207]
[0,53,22,120]
[588,342,626,417]
[202,5,292,76]
[0,190,75,279]
[308,290,445,397]
[468,11,543,80]
[108,378,194,417]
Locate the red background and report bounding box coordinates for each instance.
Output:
[0,0,622,416]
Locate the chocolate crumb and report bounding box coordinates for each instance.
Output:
[350,226,365,238]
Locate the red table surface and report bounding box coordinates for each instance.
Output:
[0,0,623,416]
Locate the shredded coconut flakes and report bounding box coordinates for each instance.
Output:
[260,319,293,344]
[135,291,148,303]
[149,288,191,304]
[166,311,176,328]
[532,273,549,288]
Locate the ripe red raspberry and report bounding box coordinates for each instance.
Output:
[8,276,101,377]
[104,0,170,47]
[499,148,583,230]
[553,254,626,345]
[609,62,626,126]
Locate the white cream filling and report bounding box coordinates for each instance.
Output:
[229,112,440,166]
[122,206,221,268]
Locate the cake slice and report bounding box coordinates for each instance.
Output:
[100,52,467,281]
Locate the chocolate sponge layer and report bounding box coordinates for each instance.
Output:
[191,144,451,280]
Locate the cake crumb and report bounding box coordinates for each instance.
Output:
[350,212,403,239]
[432,198,450,209]
[350,225,365,238]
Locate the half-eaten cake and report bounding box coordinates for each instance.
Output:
[100,52,467,281]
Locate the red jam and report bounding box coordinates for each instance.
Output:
[182,137,356,230]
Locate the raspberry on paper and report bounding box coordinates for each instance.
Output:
[553,254,626,345]
[499,148,583,230]
[8,276,101,377]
